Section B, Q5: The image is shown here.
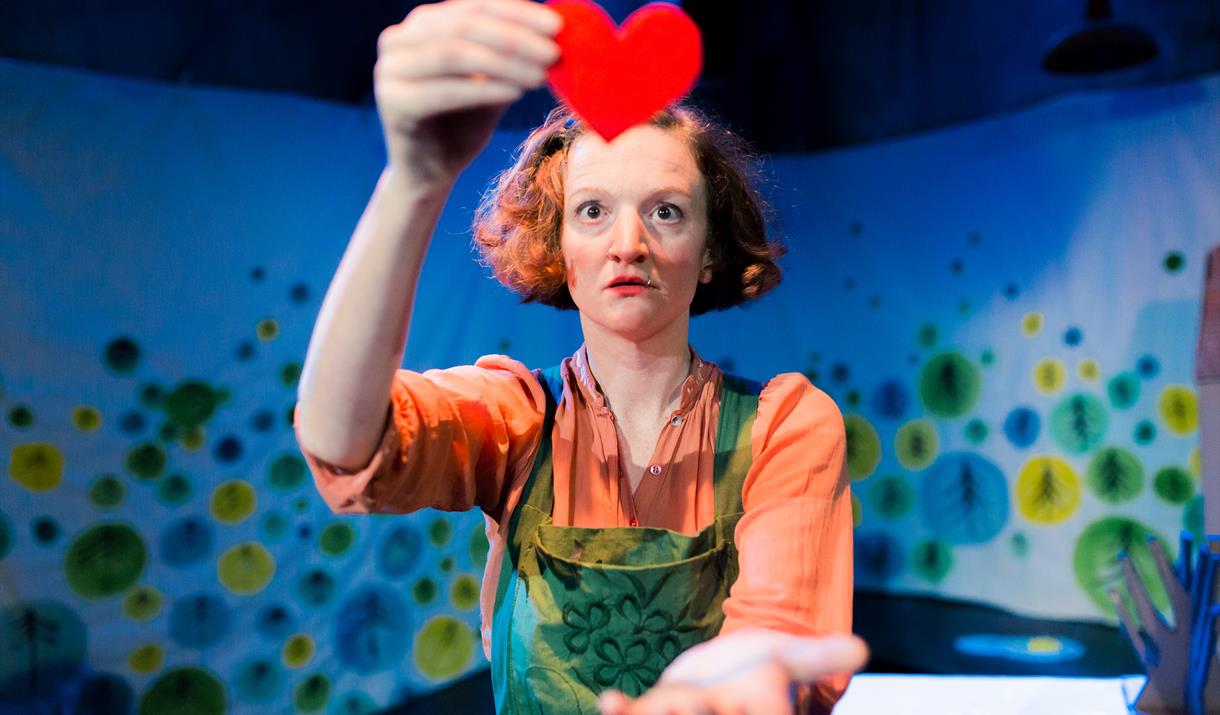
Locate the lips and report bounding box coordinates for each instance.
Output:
[607,275,650,288]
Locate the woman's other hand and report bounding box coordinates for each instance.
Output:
[597,629,869,715]
[374,0,561,187]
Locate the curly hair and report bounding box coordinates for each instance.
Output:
[472,103,784,316]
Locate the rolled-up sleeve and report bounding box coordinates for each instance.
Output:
[720,372,854,709]
[294,354,546,522]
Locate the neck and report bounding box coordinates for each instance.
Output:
[580,313,692,423]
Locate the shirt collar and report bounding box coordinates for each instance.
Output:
[569,343,718,416]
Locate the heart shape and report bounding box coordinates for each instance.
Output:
[545,0,702,142]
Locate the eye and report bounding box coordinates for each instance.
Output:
[653,203,682,223]
[576,202,603,221]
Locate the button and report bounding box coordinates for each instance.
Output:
[671,415,684,426]
[648,464,663,476]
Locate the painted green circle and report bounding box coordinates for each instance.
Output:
[1153,466,1195,505]
[1085,446,1144,504]
[283,634,315,668]
[125,442,167,480]
[1163,251,1184,273]
[260,511,290,542]
[257,319,280,342]
[8,405,34,429]
[980,349,995,366]
[293,673,330,713]
[1133,420,1156,446]
[428,518,452,547]
[293,496,310,513]
[180,426,206,451]
[123,585,164,621]
[843,414,881,481]
[9,441,64,491]
[1073,517,1167,617]
[919,352,981,418]
[280,362,302,388]
[450,574,479,610]
[916,324,938,348]
[1184,495,1203,543]
[1050,393,1109,455]
[911,541,952,583]
[415,616,475,680]
[138,667,226,715]
[412,578,437,605]
[218,542,276,595]
[64,523,147,598]
[164,381,220,429]
[470,528,489,568]
[157,473,193,506]
[895,419,938,470]
[210,480,257,524]
[318,523,355,556]
[964,419,988,445]
[439,556,455,574]
[72,406,102,431]
[0,512,12,560]
[104,337,141,375]
[269,454,307,491]
[1010,532,1029,558]
[89,474,125,508]
[867,475,912,519]
[139,383,164,409]
[1107,373,1140,409]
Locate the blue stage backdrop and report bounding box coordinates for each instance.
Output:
[1,56,1217,712]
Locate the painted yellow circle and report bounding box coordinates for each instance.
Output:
[218,541,276,595]
[1021,312,1044,337]
[1076,359,1099,382]
[283,633,315,668]
[128,644,164,674]
[180,426,205,452]
[1015,456,1081,525]
[1158,384,1198,435]
[210,480,257,524]
[1026,636,1064,654]
[9,442,64,492]
[1032,359,1066,395]
[257,319,280,342]
[72,406,102,432]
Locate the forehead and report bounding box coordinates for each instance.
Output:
[564,124,703,196]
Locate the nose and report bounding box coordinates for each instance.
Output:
[605,211,649,264]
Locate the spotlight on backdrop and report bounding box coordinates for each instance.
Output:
[1042,0,1160,74]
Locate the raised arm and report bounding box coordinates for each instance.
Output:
[296,0,561,470]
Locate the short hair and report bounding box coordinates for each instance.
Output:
[472,103,784,316]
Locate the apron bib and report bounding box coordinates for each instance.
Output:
[490,366,761,714]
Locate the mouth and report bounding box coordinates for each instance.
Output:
[606,276,652,289]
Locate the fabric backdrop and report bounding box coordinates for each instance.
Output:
[1,57,1216,713]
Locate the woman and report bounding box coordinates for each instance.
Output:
[295,1,866,713]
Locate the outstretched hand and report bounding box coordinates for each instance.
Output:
[597,629,867,715]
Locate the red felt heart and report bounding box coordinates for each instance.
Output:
[545,0,702,142]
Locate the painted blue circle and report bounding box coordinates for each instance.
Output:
[920,452,1010,544]
[160,516,215,568]
[853,530,904,583]
[296,568,336,608]
[1003,283,1020,300]
[1136,354,1160,379]
[213,435,243,463]
[168,593,232,649]
[1062,327,1082,347]
[259,511,290,542]
[335,585,410,673]
[234,658,283,704]
[236,341,256,361]
[250,409,275,432]
[1003,407,1041,449]
[830,363,850,384]
[119,411,146,436]
[377,525,419,579]
[73,673,133,715]
[256,603,297,640]
[870,380,909,420]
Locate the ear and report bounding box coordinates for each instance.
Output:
[699,250,713,283]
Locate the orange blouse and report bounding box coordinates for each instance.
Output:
[296,345,854,707]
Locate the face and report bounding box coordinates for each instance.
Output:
[560,124,712,343]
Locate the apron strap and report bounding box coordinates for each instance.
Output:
[712,373,762,517]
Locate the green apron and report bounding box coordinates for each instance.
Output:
[490,366,761,714]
